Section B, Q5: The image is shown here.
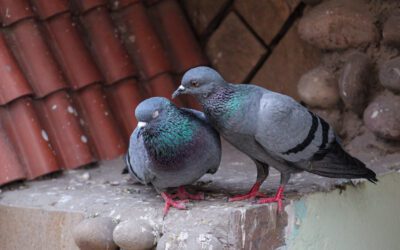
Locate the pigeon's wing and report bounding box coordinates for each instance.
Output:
[180,108,207,122]
[254,92,377,182]
[254,92,334,163]
[127,128,155,185]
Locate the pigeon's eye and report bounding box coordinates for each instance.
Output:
[152,110,159,119]
[191,80,199,87]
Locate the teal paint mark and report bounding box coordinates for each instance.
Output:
[288,199,308,242]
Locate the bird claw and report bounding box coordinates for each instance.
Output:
[228,181,267,202]
[172,187,205,200]
[162,194,189,217]
[256,186,285,212]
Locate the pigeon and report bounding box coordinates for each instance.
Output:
[125,97,221,216]
[172,66,377,211]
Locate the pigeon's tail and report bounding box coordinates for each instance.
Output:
[309,141,378,183]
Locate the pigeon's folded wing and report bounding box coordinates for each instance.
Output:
[254,93,334,163]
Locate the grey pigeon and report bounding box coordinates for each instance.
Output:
[125,97,221,216]
[173,66,377,211]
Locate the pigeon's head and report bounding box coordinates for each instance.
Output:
[172,66,225,98]
[134,97,174,129]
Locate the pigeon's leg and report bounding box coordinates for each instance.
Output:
[257,173,290,212]
[172,186,205,200]
[161,192,189,216]
[228,161,269,202]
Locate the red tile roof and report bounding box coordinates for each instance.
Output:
[0,0,207,186]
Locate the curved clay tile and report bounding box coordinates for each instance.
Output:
[109,0,140,11]
[4,97,60,179]
[70,0,107,14]
[0,110,26,185]
[44,12,102,90]
[149,0,208,74]
[73,84,126,160]
[35,90,96,169]
[81,7,136,84]
[0,33,32,105]
[106,78,145,138]
[145,72,184,106]
[113,1,171,80]
[0,0,34,26]
[30,0,69,20]
[6,18,68,97]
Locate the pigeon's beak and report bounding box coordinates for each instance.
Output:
[172,85,186,99]
[137,121,147,128]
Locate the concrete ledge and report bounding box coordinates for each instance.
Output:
[0,142,398,249]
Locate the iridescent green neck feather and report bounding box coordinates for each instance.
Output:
[143,110,197,163]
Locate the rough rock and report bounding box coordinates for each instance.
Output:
[156,232,223,250]
[298,0,378,50]
[73,217,117,250]
[379,57,400,93]
[113,219,157,250]
[383,11,400,47]
[363,91,400,141]
[297,67,339,108]
[339,52,372,114]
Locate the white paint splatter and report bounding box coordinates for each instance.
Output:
[41,130,49,141]
[371,110,379,119]
[58,195,72,204]
[67,106,74,113]
[81,135,88,143]
[177,232,188,241]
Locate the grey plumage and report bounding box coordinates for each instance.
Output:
[125,97,221,192]
[173,66,377,208]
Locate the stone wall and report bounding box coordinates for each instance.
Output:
[182,0,321,100]
[182,0,400,158]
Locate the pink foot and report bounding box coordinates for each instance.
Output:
[172,186,205,200]
[257,186,285,212]
[161,192,189,217]
[228,181,268,202]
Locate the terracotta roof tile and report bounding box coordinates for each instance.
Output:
[35,90,96,169]
[3,98,60,179]
[148,0,208,74]
[81,6,136,84]
[106,78,145,138]
[30,0,69,20]
[71,0,107,14]
[109,0,140,11]
[0,112,26,185]
[144,72,184,106]
[0,0,34,26]
[73,84,126,160]
[0,33,32,105]
[44,12,102,90]
[5,18,68,97]
[112,1,172,79]
[0,0,208,185]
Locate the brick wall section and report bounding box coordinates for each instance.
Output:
[182,0,321,100]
